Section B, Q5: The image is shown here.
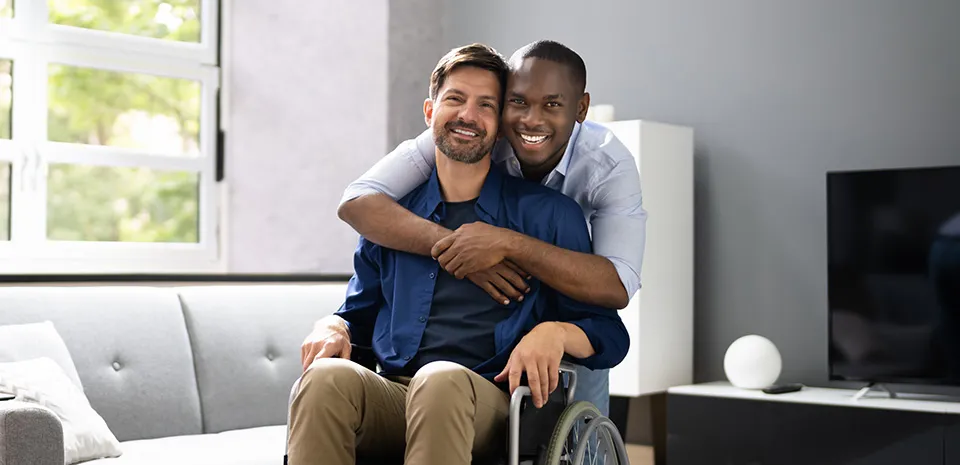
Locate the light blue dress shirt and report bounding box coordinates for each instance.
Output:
[340,121,647,415]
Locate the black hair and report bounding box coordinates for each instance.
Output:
[510,40,587,93]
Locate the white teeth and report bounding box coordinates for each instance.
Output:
[520,134,548,144]
[452,128,477,137]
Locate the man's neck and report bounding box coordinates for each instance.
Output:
[435,150,491,202]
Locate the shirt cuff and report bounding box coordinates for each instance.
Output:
[608,256,642,300]
[339,184,384,209]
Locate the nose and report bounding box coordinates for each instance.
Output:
[457,102,481,124]
[519,105,543,128]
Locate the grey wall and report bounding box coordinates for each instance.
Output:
[227,0,388,273]
[388,0,445,150]
[443,0,960,384]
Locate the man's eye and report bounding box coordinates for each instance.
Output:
[509,98,525,105]
[546,102,561,108]
[447,96,463,102]
[482,102,496,109]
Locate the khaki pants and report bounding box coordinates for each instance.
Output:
[287,358,510,465]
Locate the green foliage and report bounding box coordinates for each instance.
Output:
[43,0,204,243]
[0,60,9,140]
[0,163,9,241]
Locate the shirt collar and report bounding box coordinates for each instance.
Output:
[417,160,503,221]
[492,122,582,183]
[553,121,581,177]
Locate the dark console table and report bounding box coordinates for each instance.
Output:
[666,382,960,465]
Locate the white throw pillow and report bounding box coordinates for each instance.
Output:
[0,357,122,465]
[0,321,85,391]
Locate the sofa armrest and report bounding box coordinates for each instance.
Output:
[0,400,63,465]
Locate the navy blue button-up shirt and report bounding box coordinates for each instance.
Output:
[335,164,630,382]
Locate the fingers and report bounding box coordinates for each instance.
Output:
[431,234,455,259]
[472,276,510,305]
[527,359,543,408]
[496,264,529,294]
[539,363,550,406]
[503,260,531,280]
[509,364,523,400]
[548,362,560,394]
[489,273,524,302]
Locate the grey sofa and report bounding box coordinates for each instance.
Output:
[0,283,348,465]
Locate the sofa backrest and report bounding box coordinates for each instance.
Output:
[0,282,348,441]
[0,287,203,442]
[175,284,346,433]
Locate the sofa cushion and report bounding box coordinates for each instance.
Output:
[0,357,122,464]
[86,425,286,465]
[0,287,203,441]
[176,284,347,433]
[0,320,84,390]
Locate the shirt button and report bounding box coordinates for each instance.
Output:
[404,355,411,361]
[112,361,122,371]
[418,316,426,323]
[429,272,436,279]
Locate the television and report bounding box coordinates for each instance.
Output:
[827,165,960,386]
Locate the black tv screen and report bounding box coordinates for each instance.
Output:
[828,166,960,385]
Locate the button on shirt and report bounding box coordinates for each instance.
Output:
[335,165,630,383]
[340,121,647,300]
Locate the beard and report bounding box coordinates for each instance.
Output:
[434,120,495,164]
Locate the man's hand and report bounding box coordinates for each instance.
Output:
[466,261,531,305]
[432,222,517,279]
[300,316,352,372]
[494,322,566,409]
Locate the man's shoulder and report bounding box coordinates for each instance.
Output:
[571,121,635,169]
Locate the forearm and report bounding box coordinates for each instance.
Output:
[338,194,450,257]
[506,233,629,309]
[555,322,595,359]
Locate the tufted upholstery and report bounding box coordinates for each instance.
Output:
[0,283,347,462]
[176,285,347,433]
[0,287,203,442]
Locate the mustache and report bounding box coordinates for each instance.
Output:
[445,120,485,136]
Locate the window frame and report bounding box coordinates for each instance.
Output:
[0,0,223,274]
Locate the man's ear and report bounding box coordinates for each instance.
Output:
[576,92,591,123]
[423,98,434,128]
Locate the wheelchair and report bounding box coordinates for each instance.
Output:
[285,346,630,465]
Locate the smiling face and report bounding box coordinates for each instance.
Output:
[502,57,590,174]
[425,65,502,164]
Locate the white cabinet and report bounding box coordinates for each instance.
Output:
[600,120,695,397]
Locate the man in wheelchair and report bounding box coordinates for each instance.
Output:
[288,43,629,465]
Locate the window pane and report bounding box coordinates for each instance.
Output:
[47,164,199,243]
[48,0,201,43]
[48,64,201,155]
[0,163,9,241]
[0,60,10,140]
[0,0,10,18]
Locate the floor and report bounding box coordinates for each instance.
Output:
[625,444,654,465]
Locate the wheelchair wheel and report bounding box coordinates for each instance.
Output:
[537,401,630,465]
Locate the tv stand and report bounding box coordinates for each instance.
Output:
[667,382,960,465]
[853,382,898,401]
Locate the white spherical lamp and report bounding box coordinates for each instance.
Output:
[723,335,782,389]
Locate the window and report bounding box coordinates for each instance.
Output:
[0,0,220,273]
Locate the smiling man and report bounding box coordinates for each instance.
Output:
[336,40,645,416]
[291,43,628,465]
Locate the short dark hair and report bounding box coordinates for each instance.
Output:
[429,43,508,102]
[510,40,587,93]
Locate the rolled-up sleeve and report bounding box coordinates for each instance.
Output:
[339,129,437,206]
[588,158,646,299]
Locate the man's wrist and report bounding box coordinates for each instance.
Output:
[500,228,525,260]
